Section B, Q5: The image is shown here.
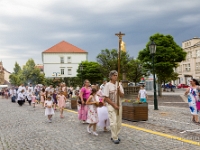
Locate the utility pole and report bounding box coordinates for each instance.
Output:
[115,31,125,115]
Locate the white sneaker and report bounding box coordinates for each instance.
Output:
[92,132,98,136]
[87,126,91,134]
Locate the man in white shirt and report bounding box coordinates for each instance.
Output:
[104,70,124,144]
[28,83,34,93]
[18,84,26,94]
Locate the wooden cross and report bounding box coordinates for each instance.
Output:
[115,31,125,115]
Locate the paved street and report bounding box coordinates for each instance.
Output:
[0,97,200,150]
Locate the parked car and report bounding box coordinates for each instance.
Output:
[128,82,135,86]
[162,84,176,89]
[136,82,145,86]
[177,84,189,89]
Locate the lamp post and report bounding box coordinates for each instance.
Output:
[80,63,83,85]
[149,40,158,110]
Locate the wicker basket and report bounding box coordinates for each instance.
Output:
[122,102,148,121]
[70,98,77,109]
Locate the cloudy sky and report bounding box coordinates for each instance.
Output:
[0,0,200,72]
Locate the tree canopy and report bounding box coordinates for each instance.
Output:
[9,62,22,85]
[138,33,186,93]
[76,61,104,84]
[126,59,147,85]
[96,49,130,80]
[9,59,45,86]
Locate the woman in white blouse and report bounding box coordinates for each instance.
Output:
[17,89,25,106]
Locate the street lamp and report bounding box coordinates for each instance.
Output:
[149,40,158,110]
[52,72,61,77]
[80,63,83,85]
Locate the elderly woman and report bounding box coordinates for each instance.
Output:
[78,79,91,123]
[17,89,25,106]
[185,78,200,124]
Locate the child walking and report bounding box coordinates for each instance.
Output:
[32,93,37,108]
[86,88,99,136]
[27,89,32,106]
[57,91,66,118]
[53,90,58,110]
[45,96,55,123]
[97,88,109,131]
[138,85,148,102]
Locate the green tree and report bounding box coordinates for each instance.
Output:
[96,49,130,79]
[9,62,22,86]
[22,59,45,85]
[76,61,104,84]
[138,33,186,96]
[126,59,147,85]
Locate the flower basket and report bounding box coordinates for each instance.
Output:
[122,100,148,121]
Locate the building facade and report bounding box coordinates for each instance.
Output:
[0,61,4,84]
[175,37,200,85]
[42,41,88,78]
[0,61,11,85]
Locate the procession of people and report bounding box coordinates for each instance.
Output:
[0,70,125,144]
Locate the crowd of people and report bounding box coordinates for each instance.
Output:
[0,70,125,144]
[3,71,200,143]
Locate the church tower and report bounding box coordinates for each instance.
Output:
[0,61,5,84]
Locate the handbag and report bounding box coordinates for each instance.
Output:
[78,97,87,105]
[78,96,82,104]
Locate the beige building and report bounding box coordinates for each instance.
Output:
[175,37,200,85]
[0,61,4,84]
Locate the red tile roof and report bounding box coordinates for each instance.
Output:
[43,41,87,53]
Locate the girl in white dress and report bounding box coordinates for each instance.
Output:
[86,88,99,136]
[45,96,55,123]
[97,88,110,131]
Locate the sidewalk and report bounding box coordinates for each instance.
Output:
[0,98,199,150]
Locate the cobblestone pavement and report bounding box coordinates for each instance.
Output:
[0,98,200,150]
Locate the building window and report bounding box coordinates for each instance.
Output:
[184,64,190,71]
[60,57,64,63]
[196,62,200,71]
[68,68,72,75]
[61,69,64,75]
[196,50,200,57]
[67,57,71,63]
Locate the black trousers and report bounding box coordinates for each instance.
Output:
[18,100,25,106]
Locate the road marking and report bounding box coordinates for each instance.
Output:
[64,109,200,146]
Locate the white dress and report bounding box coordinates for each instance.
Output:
[97,90,110,128]
[45,100,55,116]
[86,95,99,124]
